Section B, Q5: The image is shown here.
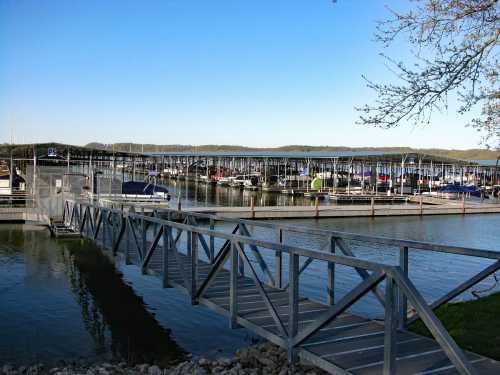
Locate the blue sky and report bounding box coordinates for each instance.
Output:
[0,0,483,148]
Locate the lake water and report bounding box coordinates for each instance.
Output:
[1,183,500,365]
[0,225,258,366]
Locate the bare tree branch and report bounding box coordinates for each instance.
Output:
[357,0,500,148]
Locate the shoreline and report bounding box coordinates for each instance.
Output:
[1,343,325,375]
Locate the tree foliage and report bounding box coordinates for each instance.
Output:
[357,0,499,148]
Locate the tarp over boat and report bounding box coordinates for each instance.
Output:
[122,181,169,195]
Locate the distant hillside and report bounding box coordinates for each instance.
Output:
[85,142,500,160]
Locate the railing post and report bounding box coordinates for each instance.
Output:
[162,224,169,288]
[288,252,299,365]
[141,217,146,270]
[236,226,245,277]
[230,240,238,329]
[399,246,409,329]
[187,224,192,257]
[384,274,398,375]
[111,212,116,251]
[209,217,215,263]
[125,216,131,265]
[275,228,283,289]
[77,203,82,231]
[190,230,198,305]
[62,201,67,224]
[102,210,107,248]
[327,236,336,305]
[238,243,245,277]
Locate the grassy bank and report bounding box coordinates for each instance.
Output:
[409,292,500,360]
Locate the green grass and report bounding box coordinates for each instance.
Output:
[409,292,500,360]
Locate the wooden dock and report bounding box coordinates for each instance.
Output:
[183,202,500,219]
[61,199,500,374]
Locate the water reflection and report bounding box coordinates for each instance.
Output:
[165,180,321,208]
[60,240,186,365]
[0,225,185,366]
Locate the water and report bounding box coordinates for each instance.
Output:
[159,179,500,208]
[162,179,379,207]
[1,181,500,365]
[0,225,257,366]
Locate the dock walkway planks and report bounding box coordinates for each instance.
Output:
[125,243,500,375]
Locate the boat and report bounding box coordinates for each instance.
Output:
[0,162,26,196]
[428,184,487,200]
[217,176,235,187]
[95,180,171,207]
[243,174,261,191]
[262,175,281,192]
[230,175,247,189]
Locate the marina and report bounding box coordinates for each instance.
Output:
[1,143,500,374]
[2,1,499,373]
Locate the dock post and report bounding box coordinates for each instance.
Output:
[230,240,238,329]
[420,195,423,215]
[275,229,283,289]
[398,247,409,329]
[371,197,375,216]
[327,237,335,305]
[315,196,319,218]
[288,252,299,365]
[384,275,398,375]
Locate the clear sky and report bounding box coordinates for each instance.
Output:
[0,0,484,149]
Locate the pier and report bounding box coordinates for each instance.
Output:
[60,199,500,374]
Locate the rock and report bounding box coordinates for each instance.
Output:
[219,358,232,367]
[193,367,207,375]
[147,365,161,375]
[257,357,275,368]
[136,364,149,374]
[198,358,210,367]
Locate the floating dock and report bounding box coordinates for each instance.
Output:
[49,219,80,238]
[184,202,500,219]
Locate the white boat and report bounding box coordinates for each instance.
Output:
[217,176,235,186]
[230,175,247,188]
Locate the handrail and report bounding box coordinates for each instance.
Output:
[104,200,500,260]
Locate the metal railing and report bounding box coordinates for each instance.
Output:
[61,199,499,375]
